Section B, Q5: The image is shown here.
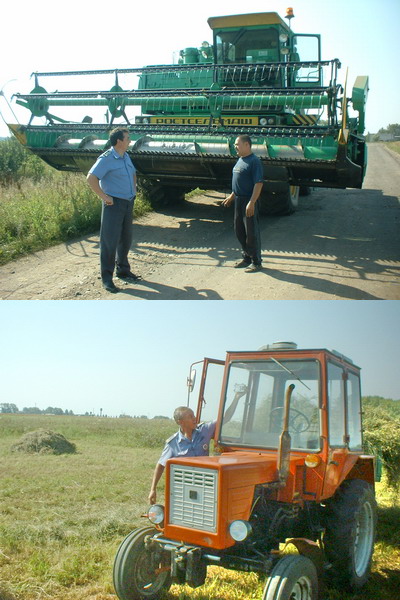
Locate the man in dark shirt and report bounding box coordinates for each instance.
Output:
[223,135,264,272]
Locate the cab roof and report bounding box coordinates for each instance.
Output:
[207,12,290,31]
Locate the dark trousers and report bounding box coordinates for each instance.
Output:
[100,197,134,283]
[234,196,262,265]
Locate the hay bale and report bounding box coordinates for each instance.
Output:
[11,429,76,455]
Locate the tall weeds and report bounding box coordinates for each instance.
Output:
[0,138,151,265]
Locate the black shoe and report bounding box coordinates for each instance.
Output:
[234,259,251,269]
[116,271,142,281]
[244,263,262,273]
[102,281,119,293]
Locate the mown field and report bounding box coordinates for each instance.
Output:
[0,414,399,600]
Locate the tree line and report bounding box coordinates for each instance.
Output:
[1,403,75,415]
[0,403,169,419]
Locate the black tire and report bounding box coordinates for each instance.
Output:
[299,186,311,196]
[259,185,299,216]
[323,479,377,590]
[113,526,171,600]
[262,555,318,600]
[137,177,188,207]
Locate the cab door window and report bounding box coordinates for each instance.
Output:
[327,362,346,446]
[347,372,362,450]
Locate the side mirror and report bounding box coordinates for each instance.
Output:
[187,369,196,393]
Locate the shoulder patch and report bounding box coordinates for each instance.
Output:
[166,432,178,443]
[100,149,112,158]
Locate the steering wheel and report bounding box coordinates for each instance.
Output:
[270,406,310,433]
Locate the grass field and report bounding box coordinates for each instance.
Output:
[0,414,399,600]
[0,173,152,266]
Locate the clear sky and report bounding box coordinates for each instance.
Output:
[1,301,399,417]
[0,0,399,137]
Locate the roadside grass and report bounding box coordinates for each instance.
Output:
[384,141,400,155]
[0,414,399,600]
[0,171,151,266]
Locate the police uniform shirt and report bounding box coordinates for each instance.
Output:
[158,421,217,467]
[232,153,263,198]
[89,147,136,200]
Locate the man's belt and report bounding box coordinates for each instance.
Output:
[112,195,136,201]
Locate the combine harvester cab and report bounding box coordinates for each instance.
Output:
[5,8,369,215]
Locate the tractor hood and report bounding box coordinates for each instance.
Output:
[163,452,303,550]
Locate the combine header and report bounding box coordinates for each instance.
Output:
[5,9,369,214]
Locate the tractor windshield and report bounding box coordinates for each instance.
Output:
[220,359,320,451]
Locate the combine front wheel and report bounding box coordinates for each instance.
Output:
[113,526,171,600]
[260,184,299,216]
[262,555,318,600]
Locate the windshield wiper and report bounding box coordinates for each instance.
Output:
[270,357,311,391]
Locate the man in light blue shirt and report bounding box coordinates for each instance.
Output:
[87,127,138,293]
[148,390,246,504]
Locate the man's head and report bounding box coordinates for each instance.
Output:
[109,127,130,152]
[173,406,197,431]
[234,134,252,157]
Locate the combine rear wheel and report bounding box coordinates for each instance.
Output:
[113,526,171,600]
[323,479,377,590]
[262,555,318,600]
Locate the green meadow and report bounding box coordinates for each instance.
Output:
[0,414,399,600]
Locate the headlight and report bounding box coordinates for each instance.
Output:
[148,504,164,525]
[259,118,268,126]
[279,34,288,43]
[281,47,290,55]
[229,520,252,542]
[305,454,321,468]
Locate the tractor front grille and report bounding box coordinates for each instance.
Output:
[169,465,218,532]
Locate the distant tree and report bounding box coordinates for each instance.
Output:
[153,415,170,420]
[22,406,42,414]
[44,407,64,415]
[0,403,19,413]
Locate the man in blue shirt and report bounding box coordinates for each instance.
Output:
[87,127,138,293]
[223,135,264,272]
[148,389,245,505]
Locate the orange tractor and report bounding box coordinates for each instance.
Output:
[114,342,377,600]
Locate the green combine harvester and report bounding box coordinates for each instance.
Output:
[6,9,368,214]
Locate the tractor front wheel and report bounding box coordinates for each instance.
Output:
[262,555,318,600]
[323,479,377,590]
[113,526,172,600]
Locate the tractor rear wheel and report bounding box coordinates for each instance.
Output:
[323,479,377,590]
[262,555,318,600]
[113,526,171,600]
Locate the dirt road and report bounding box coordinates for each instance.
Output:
[0,144,399,300]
